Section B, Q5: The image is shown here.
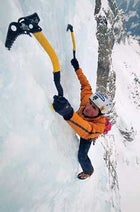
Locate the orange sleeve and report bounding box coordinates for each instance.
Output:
[67,112,105,140]
[76,68,93,106]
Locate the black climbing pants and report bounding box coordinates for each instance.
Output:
[78,138,94,175]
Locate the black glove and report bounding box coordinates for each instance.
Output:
[71,58,79,71]
[53,95,74,120]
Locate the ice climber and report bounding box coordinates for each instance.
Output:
[53,58,112,180]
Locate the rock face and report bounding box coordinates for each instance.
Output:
[116,0,140,41]
[94,0,139,141]
[94,0,126,121]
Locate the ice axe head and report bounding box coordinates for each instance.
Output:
[5,13,42,50]
[67,24,73,32]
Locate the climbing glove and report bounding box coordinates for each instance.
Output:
[71,58,79,71]
[53,95,74,120]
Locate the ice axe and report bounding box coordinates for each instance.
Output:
[67,24,76,59]
[5,13,63,96]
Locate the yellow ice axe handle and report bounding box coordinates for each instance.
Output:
[33,31,60,72]
[71,31,76,58]
[33,31,63,96]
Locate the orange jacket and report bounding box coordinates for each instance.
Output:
[66,68,107,140]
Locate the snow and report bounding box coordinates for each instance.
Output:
[112,39,140,212]
[0,1,140,212]
[101,0,110,12]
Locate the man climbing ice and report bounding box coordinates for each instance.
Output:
[53,58,112,180]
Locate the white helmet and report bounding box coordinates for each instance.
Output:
[89,92,112,114]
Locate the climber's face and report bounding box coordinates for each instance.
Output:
[83,100,100,118]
